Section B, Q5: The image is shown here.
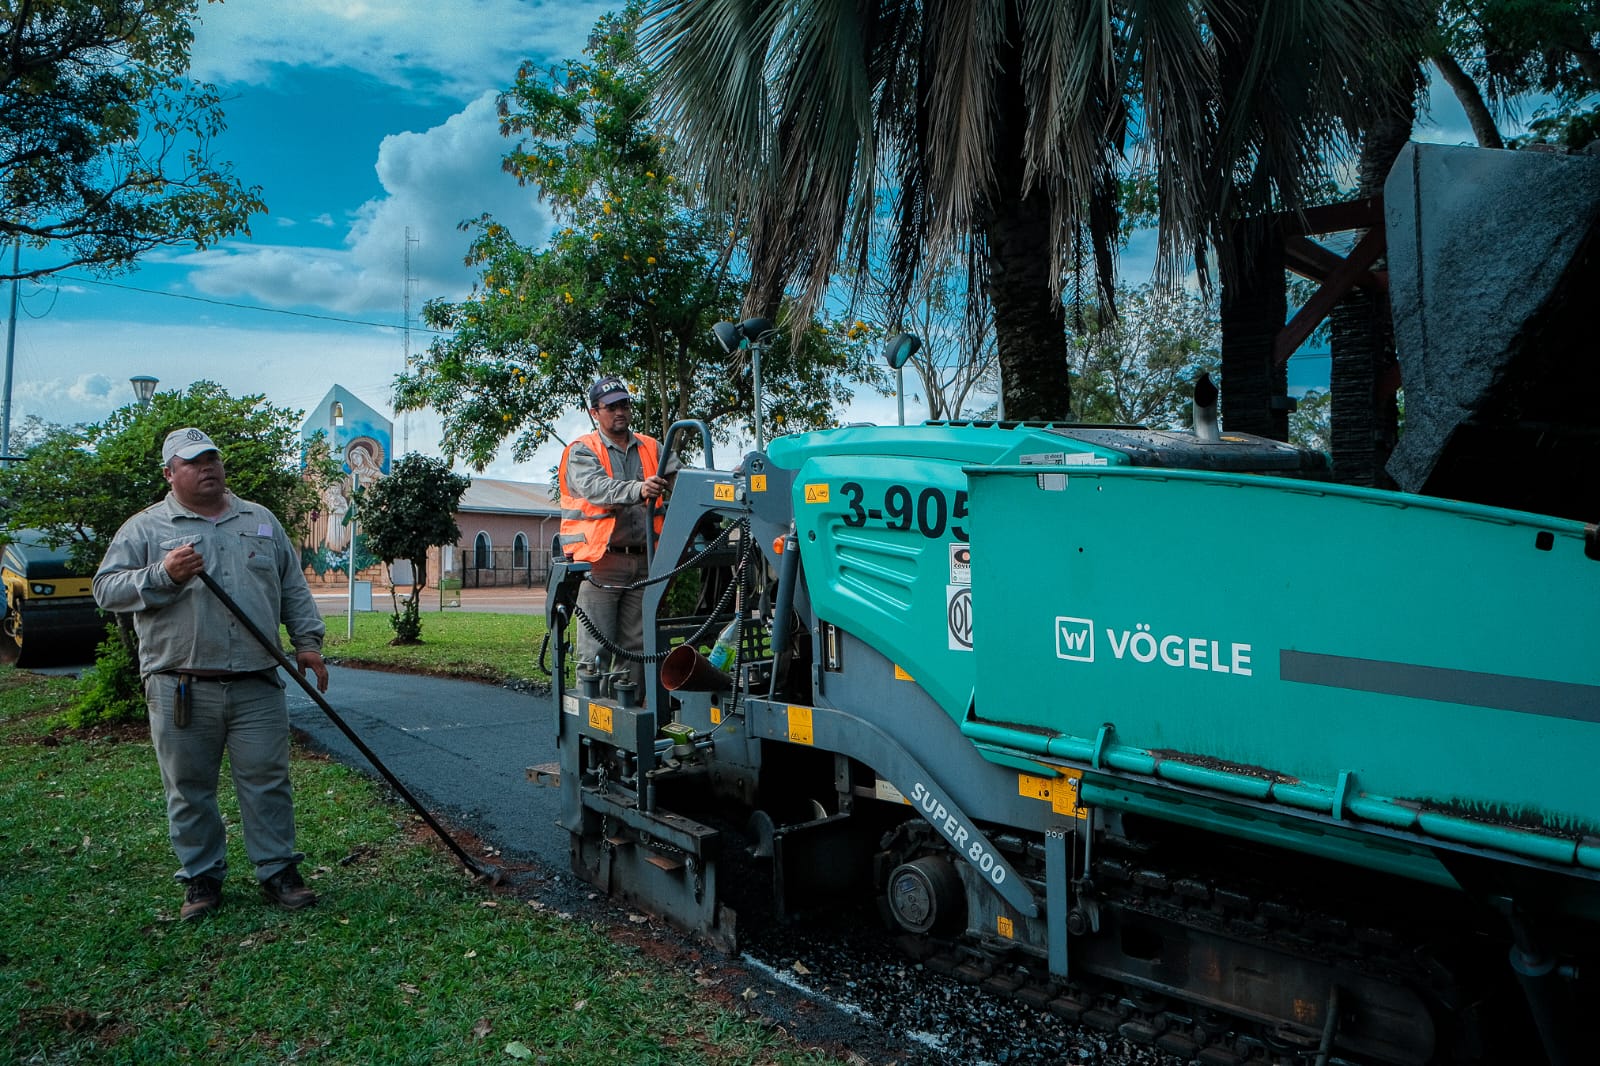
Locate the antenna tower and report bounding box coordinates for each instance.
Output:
[401,227,419,453]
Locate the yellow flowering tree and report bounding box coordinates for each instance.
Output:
[396,4,883,468]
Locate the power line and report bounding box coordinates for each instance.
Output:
[58,274,453,335]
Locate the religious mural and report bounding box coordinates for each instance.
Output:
[300,386,392,579]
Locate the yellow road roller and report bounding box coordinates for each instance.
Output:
[1,530,105,666]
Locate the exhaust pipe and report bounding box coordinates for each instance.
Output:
[660,643,732,692]
[1193,372,1221,443]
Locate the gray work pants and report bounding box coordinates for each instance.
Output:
[145,671,303,885]
[576,551,650,700]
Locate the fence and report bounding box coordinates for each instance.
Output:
[459,544,552,588]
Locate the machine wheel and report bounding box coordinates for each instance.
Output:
[885,854,964,935]
[2,600,39,667]
[1,598,23,657]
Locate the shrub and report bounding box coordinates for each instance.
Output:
[66,625,146,727]
[390,599,423,644]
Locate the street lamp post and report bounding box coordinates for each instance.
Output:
[883,334,922,426]
[711,317,776,449]
[130,375,159,408]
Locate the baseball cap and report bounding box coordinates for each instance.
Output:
[162,427,221,465]
[588,376,630,408]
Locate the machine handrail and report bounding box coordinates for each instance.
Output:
[651,419,712,565]
[663,419,713,470]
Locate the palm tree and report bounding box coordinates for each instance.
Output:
[642,0,1429,422]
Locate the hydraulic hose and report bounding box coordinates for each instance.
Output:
[196,571,502,884]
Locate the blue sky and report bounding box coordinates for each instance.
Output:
[4,2,1479,479]
[6,0,614,479]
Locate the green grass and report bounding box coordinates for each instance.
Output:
[321,611,553,685]
[0,669,844,1065]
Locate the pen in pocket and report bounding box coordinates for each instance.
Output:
[174,674,193,728]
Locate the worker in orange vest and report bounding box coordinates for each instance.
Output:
[557,376,679,699]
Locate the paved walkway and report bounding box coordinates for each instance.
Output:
[312,584,546,616]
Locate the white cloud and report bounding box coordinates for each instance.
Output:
[8,318,566,481]
[184,92,553,314]
[190,0,614,101]
[15,373,118,419]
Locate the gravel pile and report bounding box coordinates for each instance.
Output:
[744,909,1185,1066]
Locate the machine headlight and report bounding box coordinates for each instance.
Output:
[30,583,54,595]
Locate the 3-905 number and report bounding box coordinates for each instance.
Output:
[841,481,968,541]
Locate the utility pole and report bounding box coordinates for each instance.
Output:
[401,227,418,455]
[3,242,19,462]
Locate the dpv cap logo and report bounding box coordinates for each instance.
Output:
[1055,617,1094,662]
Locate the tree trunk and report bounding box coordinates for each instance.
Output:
[1431,53,1503,149]
[984,8,1070,422]
[407,555,428,619]
[986,190,1070,421]
[1218,219,1289,440]
[1211,12,1287,441]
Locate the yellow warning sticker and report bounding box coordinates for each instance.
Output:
[997,915,1014,939]
[1018,770,1087,820]
[893,664,914,681]
[1018,773,1052,801]
[803,483,829,504]
[1053,774,1086,819]
[710,704,722,726]
[750,474,767,493]
[713,482,735,501]
[787,705,814,745]
[588,702,613,734]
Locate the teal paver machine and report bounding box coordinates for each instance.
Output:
[544,415,1598,1064]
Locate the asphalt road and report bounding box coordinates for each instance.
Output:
[285,664,568,872]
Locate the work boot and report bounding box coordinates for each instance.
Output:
[180,875,222,922]
[261,864,318,910]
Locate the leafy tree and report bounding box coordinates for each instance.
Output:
[396,4,883,469]
[0,382,339,724]
[1,0,265,282]
[1433,1,1600,150]
[642,0,1428,422]
[1070,285,1220,428]
[3,413,68,454]
[0,381,335,572]
[858,256,999,422]
[1290,387,1332,454]
[353,454,470,645]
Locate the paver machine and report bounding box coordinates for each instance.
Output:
[543,413,1599,1063]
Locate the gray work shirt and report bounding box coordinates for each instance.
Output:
[93,492,325,677]
[564,433,681,550]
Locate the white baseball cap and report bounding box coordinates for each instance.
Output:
[162,427,220,465]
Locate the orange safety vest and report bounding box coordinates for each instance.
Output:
[557,430,663,563]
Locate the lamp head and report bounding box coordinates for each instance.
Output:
[129,375,159,408]
[712,321,741,353]
[739,317,775,343]
[883,333,922,370]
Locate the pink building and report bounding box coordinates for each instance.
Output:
[440,477,561,589]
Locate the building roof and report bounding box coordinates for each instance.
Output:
[458,477,558,516]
